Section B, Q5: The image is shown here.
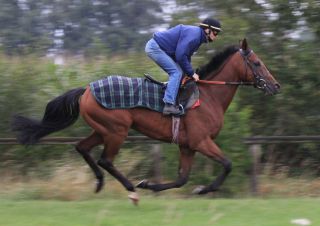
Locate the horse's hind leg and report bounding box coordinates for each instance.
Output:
[136,147,195,192]
[75,131,104,193]
[97,134,138,203]
[193,137,232,194]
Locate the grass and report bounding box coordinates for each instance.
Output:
[1,163,320,226]
[0,197,319,226]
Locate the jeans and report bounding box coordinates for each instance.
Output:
[145,38,183,105]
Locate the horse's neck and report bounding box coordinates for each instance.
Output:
[204,56,241,112]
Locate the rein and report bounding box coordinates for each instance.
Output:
[194,48,263,88]
[197,80,254,86]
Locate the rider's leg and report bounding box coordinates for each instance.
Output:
[163,63,183,105]
[145,39,183,109]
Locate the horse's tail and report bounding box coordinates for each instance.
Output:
[11,87,86,145]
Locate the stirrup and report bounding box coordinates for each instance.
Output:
[177,104,185,116]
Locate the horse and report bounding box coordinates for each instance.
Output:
[12,39,280,204]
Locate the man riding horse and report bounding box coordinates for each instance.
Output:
[12,14,281,204]
[145,18,222,115]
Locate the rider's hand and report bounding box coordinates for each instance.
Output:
[192,73,200,81]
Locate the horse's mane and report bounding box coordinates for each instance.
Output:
[197,45,239,79]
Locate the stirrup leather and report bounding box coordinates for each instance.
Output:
[144,73,167,87]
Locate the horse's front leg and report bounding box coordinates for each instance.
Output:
[193,137,232,195]
[136,147,195,192]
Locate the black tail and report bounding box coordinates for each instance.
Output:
[11,87,86,145]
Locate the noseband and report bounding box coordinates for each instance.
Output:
[239,49,267,90]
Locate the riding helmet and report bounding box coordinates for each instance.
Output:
[200,18,222,32]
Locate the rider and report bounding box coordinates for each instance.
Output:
[145,18,222,115]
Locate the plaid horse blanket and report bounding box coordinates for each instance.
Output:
[89,75,165,112]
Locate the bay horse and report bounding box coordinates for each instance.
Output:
[12,39,280,204]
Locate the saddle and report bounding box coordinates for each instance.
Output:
[144,74,200,114]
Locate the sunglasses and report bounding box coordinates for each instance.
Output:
[212,30,219,36]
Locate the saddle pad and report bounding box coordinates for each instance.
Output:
[90,75,165,112]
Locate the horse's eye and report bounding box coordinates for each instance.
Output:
[254,61,261,67]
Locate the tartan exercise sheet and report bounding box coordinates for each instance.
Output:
[89,75,165,112]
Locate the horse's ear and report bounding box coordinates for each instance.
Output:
[241,38,248,50]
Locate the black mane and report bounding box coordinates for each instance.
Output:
[197,45,239,79]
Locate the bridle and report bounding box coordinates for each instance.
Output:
[239,49,268,90]
[197,49,267,90]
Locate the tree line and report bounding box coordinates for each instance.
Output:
[0,0,163,54]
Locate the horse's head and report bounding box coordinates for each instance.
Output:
[239,39,280,95]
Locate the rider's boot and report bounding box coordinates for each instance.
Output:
[163,103,183,116]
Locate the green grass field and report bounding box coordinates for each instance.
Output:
[0,197,319,226]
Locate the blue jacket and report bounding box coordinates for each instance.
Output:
[153,24,207,77]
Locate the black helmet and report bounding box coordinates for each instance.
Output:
[200,18,222,32]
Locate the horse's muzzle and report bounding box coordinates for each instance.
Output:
[265,83,281,96]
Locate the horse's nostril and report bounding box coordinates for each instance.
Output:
[275,83,281,90]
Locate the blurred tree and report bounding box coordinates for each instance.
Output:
[0,0,163,54]
[0,0,50,54]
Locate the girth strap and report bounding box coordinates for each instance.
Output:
[172,116,180,144]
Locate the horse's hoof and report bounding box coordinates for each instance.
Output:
[136,179,148,189]
[192,185,206,195]
[95,178,104,193]
[128,192,139,206]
